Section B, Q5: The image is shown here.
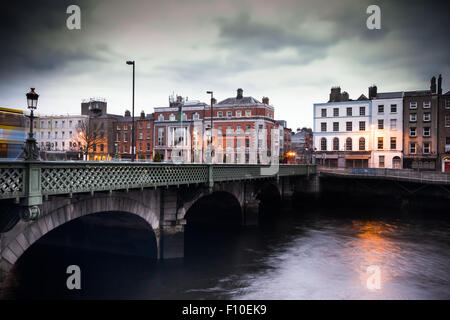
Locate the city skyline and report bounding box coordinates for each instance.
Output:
[1,0,449,130]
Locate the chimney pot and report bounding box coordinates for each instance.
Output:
[237,88,243,99]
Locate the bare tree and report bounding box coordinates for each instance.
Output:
[74,119,105,160]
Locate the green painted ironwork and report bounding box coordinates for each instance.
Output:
[0,161,315,201]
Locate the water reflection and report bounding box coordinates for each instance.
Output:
[4,208,450,300]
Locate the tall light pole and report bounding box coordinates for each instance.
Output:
[126,60,135,162]
[206,91,214,161]
[24,88,40,161]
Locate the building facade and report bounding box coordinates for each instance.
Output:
[371,91,404,169]
[35,114,88,160]
[314,87,372,168]
[437,74,450,172]
[402,79,439,170]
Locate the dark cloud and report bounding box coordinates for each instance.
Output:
[0,0,112,77]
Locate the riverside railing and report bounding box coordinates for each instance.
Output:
[318,167,450,184]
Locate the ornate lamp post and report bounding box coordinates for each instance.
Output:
[24,88,40,161]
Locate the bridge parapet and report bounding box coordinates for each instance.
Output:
[1,162,316,201]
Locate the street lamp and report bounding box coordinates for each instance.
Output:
[24,88,40,161]
[126,60,136,162]
[206,91,214,159]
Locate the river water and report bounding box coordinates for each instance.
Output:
[4,202,450,300]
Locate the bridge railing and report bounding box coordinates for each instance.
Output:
[318,167,450,184]
[0,161,316,201]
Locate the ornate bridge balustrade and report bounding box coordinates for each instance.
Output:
[0,161,316,202]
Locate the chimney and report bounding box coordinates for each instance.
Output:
[262,97,269,104]
[329,86,341,102]
[176,95,183,103]
[140,110,145,119]
[341,91,349,101]
[125,110,131,117]
[430,76,437,94]
[438,74,442,95]
[368,85,377,99]
[237,88,243,99]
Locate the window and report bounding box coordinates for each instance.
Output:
[423,127,431,137]
[346,121,352,131]
[410,102,417,109]
[378,105,384,113]
[139,132,143,140]
[359,137,365,151]
[345,138,352,151]
[182,113,187,121]
[40,121,44,128]
[62,120,65,128]
[147,143,150,151]
[54,121,58,128]
[158,128,164,146]
[124,133,128,142]
[217,111,223,118]
[47,132,50,139]
[236,110,242,117]
[390,119,397,130]
[117,125,121,130]
[379,156,385,168]
[227,111,232,117]
[69,120,72,128]
[139,123,143,129]
[391,104,397,113]
[423,143,431,154]
[40,132,44,139]
[346,107,352,116]
[390,137,397,150]
[378,119,384,129]
[446,100,450,109]
[360,106,366,116]
[359,121,365,131]
[333,108,339,117]
[237,125,241,132]
[410,114,417,122]
[100,144,104,152]
[146,132,150,139]
[169,114,175,121]
[333,122,339,132]
[321,109,327,117]
[48,121,51,128]
[61,131,65,139]
[446,116,450,127]
[124,125,128,131]
[409,143,416,154]
[147,122,150,129]
[245,110,251,117]
[54,132,58,139]
[377,137,383,149]
[446,137,450,152]
[320,138,327,151]
[333,138,339,151]
[321,122,327,132]
[423,102,431,109]
[423,113,431,122]
[116,133,120,141]
[158,114,164,121]
[410,127,416,137]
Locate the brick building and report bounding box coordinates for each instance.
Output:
[402,78,439,170]
[437,75,450,172]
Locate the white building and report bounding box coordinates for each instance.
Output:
[36,114,89,153]
[370,92,404,169]
[314,99,372,168]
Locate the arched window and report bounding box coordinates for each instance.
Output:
[158,114,164,121]
[346,137,352,151]
[359,137,365,151]
[169,114,175,121]
[333,137,339,151]
[320,137,327,151]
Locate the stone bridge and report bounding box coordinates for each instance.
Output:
[0,162,317,286]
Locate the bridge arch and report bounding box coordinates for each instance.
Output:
[1,196,159,274]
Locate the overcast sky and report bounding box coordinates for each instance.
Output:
[1,0,449,130]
